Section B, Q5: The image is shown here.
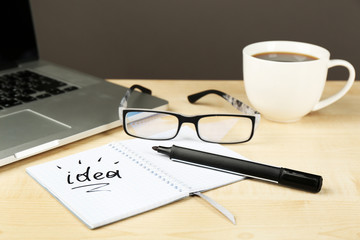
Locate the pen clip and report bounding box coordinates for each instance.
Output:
[191,192,236,225]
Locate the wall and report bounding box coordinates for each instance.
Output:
[30,0,360,80]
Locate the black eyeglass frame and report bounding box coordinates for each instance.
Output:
[122,108,257,144]
[119,85,261,144]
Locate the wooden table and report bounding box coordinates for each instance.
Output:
[1,80,359,240]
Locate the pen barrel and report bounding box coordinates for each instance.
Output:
[170,145,280,182]
[278,168,323,193]
[170,145,323,193]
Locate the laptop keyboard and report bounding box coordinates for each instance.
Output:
[0,70,78,110]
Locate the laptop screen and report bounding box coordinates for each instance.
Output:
[0,0,38,70]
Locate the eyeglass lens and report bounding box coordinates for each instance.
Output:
[124,111,179,139]
[197,115,253,143]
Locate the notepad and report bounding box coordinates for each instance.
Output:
[26,127,245,229]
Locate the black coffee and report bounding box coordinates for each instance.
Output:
[253,52,318,62]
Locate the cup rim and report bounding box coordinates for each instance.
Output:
[243,40,330,62]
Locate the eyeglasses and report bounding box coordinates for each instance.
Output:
[119,85,260,144]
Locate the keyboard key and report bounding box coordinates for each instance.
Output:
[64,86,78,92]
[47,88,65,95]
[36,93,52,99]
[17,95,37,102]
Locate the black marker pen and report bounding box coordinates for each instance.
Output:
[152,145,322,193]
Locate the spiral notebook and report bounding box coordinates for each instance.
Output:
[26,127,245,229]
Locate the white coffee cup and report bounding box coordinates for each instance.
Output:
[243,41,355,122]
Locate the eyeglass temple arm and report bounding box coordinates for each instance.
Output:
[129,85,152,95]
[119,85,152,108]
[188,89,261,128]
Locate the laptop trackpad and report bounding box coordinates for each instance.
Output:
[0,110,70,151]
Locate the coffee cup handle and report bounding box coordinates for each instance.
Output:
[312,59,355,111]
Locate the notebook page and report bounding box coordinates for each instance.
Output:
[121,127,246,193]
[26,144,188,229]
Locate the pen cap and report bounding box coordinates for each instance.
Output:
[278,168,323,193]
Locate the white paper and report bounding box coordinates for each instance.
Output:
[26,127,245,228]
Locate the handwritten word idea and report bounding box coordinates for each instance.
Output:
[57,157,122,192]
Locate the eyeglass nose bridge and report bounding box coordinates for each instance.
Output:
[176,114,201,129]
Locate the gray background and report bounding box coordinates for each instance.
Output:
[30,0,359,80]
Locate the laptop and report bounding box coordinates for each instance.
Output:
[0,0,168,167]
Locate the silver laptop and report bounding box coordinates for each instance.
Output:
[0,0,168,167]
